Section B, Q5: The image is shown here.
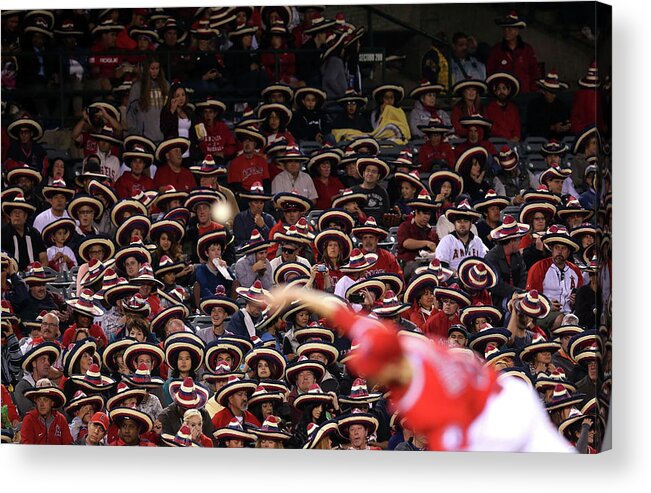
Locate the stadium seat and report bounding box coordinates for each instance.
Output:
[521,136,548,154]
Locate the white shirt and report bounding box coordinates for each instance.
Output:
[271,171,318,201]
[435,232,488,272]
[32,209,71,233]
[542,263,580,314]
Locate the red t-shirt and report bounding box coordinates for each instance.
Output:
[363,248,404,279]
[485,101,521,141]
[313,176,345,210]
[154,165,197,192]
[211,408,261,430]
[418,140,455,171]
[396,218,439,262]
[227,152,269,190]
[199,121,238,160]
[115,172,157,199]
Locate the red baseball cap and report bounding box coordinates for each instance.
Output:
[91,412,110,431]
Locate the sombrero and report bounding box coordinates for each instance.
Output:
[294,322,336,345]
[534,369,577,394]
[237,181,273,202]
[486,72,520,98]
[557,197,594,222]
[41,218,76,247]
[244,348,287,380]
[495,10,527,28]
[199,285,239,316]
[123,342,165,373]
[124,135,156,154]
[42,179,75,202]
[303,15,337,35]
[428,170,464,198]
[350,217,388,241]
[367,273,404,296]
[155,137,190,163]
[316,209,355,235]
[238,229,272,256]
[130,263,164,289]
[101,338,136,374]
[541,225,580,253]
[62,338,97,377]
[169,377,210,409]
[458,256,499,291]
[261,82,294,103]
[545,384,586,412]
[64,390,105,416]
[213,418,257,445]
[349,137,380,156]
[21,342,61,372]
[394,170,425,193]
[121,363,165,389]
[406,189,439,211]
[331,189,368,209]
[467,324,511,354]
[293,383,333,410]
[234,125,266,148]
[160,424,199,447]
[196,229,228,262]
[404,272,439,304]
[356,157,390,181]
[459,114,493,130]
[339,378,382,407]
[70,363,116,392]
[205,339,244,372]
[273,262,311,286]
[5,165,42,186]
[68,194,105,222]
[513,290,552,319]
[294,87,327,108]
[258,103,292,127]
[578,62,600,89]
[66,288,105,318]
[7,116,45,141]
[445,199,481,223]
[460,305,503,328]
[519,201,558,225]
[22,262,56,285]
[273,192,313,213]
[91,19,124,36]
[184,188,225,212]
[536,71,569,92]
[152,186,189,212]
[414,258,454,282]
[194,96,227,116]
[452,78,488,97]
[345,278,386,303]
[110,199,147,228]
[215,375,258,407]
[235,280,270,306]
[496,145,519,171]
[109,407,153,434]
[434,283,472,308]
[454,146,489,175]
[337,410,379,439]
[302,420,339,449]
[1,192,36,216]
[285,356,326,386]
[573,125,601,155]
[371,290,410,318]
[490,214,530,242]
[474,190,510,214]
[296,340,340,366]
[89,125,123,148]
[418,116,452,136]
[252,415,291,442]
[24,382,67,410]
[336,89,367,107]
[115,214,151,247]
[519,335,562,363]
[87,180,118,209]
[371,84,404,105]
[409,80,445,100]
[483,344,517,366]
[340,248,378,273]
[314,228,353,260]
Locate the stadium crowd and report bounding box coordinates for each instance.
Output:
[1,6,611,452]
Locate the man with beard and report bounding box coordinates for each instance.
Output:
[435,200,487,272]
[485,72,522,142]
[352,217,403,279]
[211,376,260,429]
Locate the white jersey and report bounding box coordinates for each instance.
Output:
[435,232,488,272]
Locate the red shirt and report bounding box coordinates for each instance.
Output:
[313,176,345,210]
[451,102,485,137]
[199,434,214,447]
[406,305,439,331]
[227,152,269,190]
[261,50,296,84]
[21,409,73,445]
[418,140,455,171]
[470,290,493,306]
[396,217,439,262]
[199,120,238,160]
[1,384,19,424]
[486,39,540,93]
[485,101,521,141]
[89,42,122,79]
[423,311,460,341]
[570,89,605,134]
[211,407,261,430]
[115,172,157,199]
[109,437,157,446]
[363,248,404,279]
[154,165,197,192]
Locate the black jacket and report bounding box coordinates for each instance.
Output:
[484,244,528,308]
[158,403,214,440]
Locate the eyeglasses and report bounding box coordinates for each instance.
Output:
[41,322,59,328]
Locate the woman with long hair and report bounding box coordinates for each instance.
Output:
[126,56,169,143]
[159,81,200,158]
[450,79,487,136]
[312,229,353,293]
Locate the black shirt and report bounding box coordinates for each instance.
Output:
[1,223,46,270]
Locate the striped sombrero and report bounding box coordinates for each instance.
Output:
[161,424,199,447]
[519,202,558,227]
[578,62,600,88]
[356,157,390,181]
[70,363,116,392]
[294,86,327,108]
[336,89,367,107]
[294,322,336,345]
[90,125,123,147]
[244,347,286,380]
[66,288,105,318]
[498,367,533,386]
[573,125,600,155]
[536,71,569,92]
[557,197,594,222]
[568,330,603,362]
[534,369,577,394]
[339,378,382,407]
[62,338,98,377]
[87,179,118,209]
[153,185,189,211]
[454,146,489,175]
[307,146,342,175]
[474,189,510,213]
[238,229,272,256]
[428,170,464,198]
[445,199,481,223]
[102,278,140,308]
[196,229,228,262]
[185,188,225,212]
[551,324,585,340]
[459,114,493,130]
[199,285,239,316]
[317,209,355,235]
[7,117,44,141]
[101,339,136,374]
[21,262,55,285]
[460,304,503,328]
[394,170,425,193]
[64,390,105,416]
[164,332,205,373]
[21,342,61,372]
[490,214,530,242]
[340,248,378,273]
[189,154,227,177]
[458,256,499,290]
[495,10,527,28]
[155,137,190,163]
[215,375,258,407]
[238,181,273,202]
[452,78,488,97]
[123,342,165,373]
[513,290,552,319]
[406,189,439,211]
[235,280,270,305]
[337,410,379,439]
[404,272,439,304]
[169,377,210,409]
[293,383,333,410]
[252,415,291,442]
[41,218,76,247]
[258,103,292,127]
[371,84,404,105]
[285,356,326,386]
[496,145,519,171]
[42,178,75,202]
[351,217,388,240]
[541,225,580,253]
[234,125,266,148]
[539,164,572,186]
[110,199,147,228]
[213,418,257,445]
[205,339,244,372]
[414,254,454,280]
[349,137,380,156]
[130,263,164,289]
[331,188,368,209]
[371,290,410,318]
[483,344,517,366]
[296,341,340,366]
[545,384,586,412]
[434,283,472,308]
[468,324,511,354]
[194,97,227,116]
[273,262,311,285]
[366,273,404,296]
[154,255,185,279]
[109,407,153,434]
[409,80,445,100]
[24,381,67,409]
[314,228,353,260]
[486,72,520,98]
[302,420,339,449]
[121,363,165,389]
[121,293,149,317]
[245,385,284,408]
[522,185,562,206]
[345,278,386,303]
[1,191,36,216]
[519,335,562,363]
[273,192,313,213]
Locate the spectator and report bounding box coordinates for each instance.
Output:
[571,125,600,192]
[5,116,48,173]
[307,146,345,210]
[271,145,318,202]
[224,23,270,107]
[351,158,390,225]
[72,102,122,158]
[449,32,486,85]
[454,145,492,203]
[408,81,450,139]
[233,230,273,291]
[435,200,487,272]
[21,379,73,445]
[396,191,439,277]
[352,217,403,279]
[159,81,199,157]
[1,194,48,270]
[526,72,571,139]
[492,146,534,204]
[485,72,522,142]
[420,42,450,89]
[320,32,348,101]
[115,145,157,199]
[473,190,509,250]
[187,22,228,95]
[87,20,125,94]
[42,218,78,273]
[518,198,558,269]
[330,90,372,139]
[423,284,471,341]
[228,126,270,196]
[194,97,237,161]
[85,125,122,183]
[32,179,74,233]
[370,84,411,144]
[417,117,455,171]
[486,11,539,93]
[296,15,333,87]
[153,138,196,192]
[233,182,276,248]
[259,102,296,146]
[289,87,330,143]
[194,230,232,301]
[156,18,189,80]
[126,56,169,144]
[260,21,297,85]
[571,62,606,135]
[450,79,487,137]
[55,19,88,119]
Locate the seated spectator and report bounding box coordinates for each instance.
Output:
[449,32,486,85]
[396,191,439,278]
[194,230,233,301]
[571,62,606,135]
[1,194,48,270]
[408,81,450,139]
[115,145,157,199]
[233,183,276,248]
[420,41,449,89]
[473,190,509,250]
[233,230,273,291]
[260,81,294,105]
[369,84,411,144]
[194,97,237,161]
[307,146,345,210]
[351,158,391,226]
[485,72,522,142]
[186,23,229,96]
[486,11,539,93]
[153,138,196,192]
[289,87,331,143]
[32,179,74,233]
[42,218,78,273]
[85,125,122,183]
[526,72,571,139]
[417,117,455,172]
[320,32,348,101]
[72,102,122,158]
[454,145,492,203]
[492,146,534,204]
[4,164,44,214]
[87,20,125,94]
[259,102,296,146]
[271,145,318,202]
[450,78,487,137]
[260,21,297,85]
[571,125,600,192]
[5,116,48,173]
[21,379,73,445]
[330,90,372,140]
[228,126,270,195]
[435,200,487,272]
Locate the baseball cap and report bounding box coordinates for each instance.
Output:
[91,412,110,431]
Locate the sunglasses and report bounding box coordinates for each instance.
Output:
[282,247,297,254]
